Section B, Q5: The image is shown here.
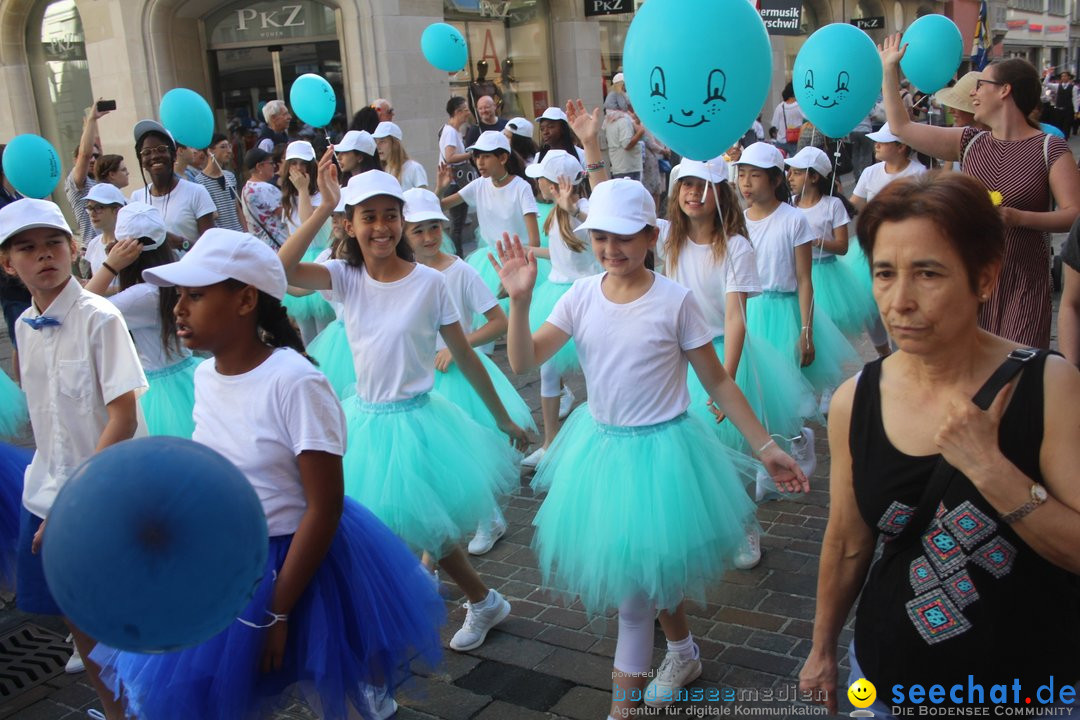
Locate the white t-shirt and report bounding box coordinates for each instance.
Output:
[546,272,713,427]
[193,348,346,537]
[744,202,816,293]
[547,199,600,284]
[458,176,538,247]
[284,192,323,235]
[795,196,851,259]
[439,124,465,167]
[325,261,459,402]
[605,115,643,176]
[436,257,498,351]
[130,178,217,244]
[662,234,761,339]
[107,283,191,371]
[84,235,107,276]
[771,101,805,137]
[852,159,928,203]
[400,160,429,191]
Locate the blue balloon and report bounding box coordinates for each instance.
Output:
[794,24,883,138]
[289,73,337,128]
[160,89,215,150]
[900,14,963,94]
[2,134,61,199]
[624,0,771,161]
[421,23,468,73]
[43,437,268,652]
[1040,122,1066,139]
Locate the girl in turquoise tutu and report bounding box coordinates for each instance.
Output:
[307,199,357,399]
[94,229,444,720]
[436,130,540,296]
[785,147,891,357]
[280,154,530,654]
[84,202,199,438]
[495,172,807,717]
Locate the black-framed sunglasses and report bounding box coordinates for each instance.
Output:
[975,78,1005,91]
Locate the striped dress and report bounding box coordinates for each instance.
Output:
[194,170,244,232]
[960,127,1070,348]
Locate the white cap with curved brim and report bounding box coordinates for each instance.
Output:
[85,183,128,207]
[0,198,71,247]
[677,156,730,184]
[142,228,287,300]
[115,202,167,251]
[335,130,377,156]
[866,122,902,143]
[783,146,832,178]
[372,122,402,141]
[575,179,655,236]
[505,118,534,138]
[285,140,316,162]
[403,188,449,224]
[524,149,585,184]
[466,130,511,154]
[535,107,569,123]
[731,142,785,171]
[341,170,404,208]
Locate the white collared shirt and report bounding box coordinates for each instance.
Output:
[16,276,148,518]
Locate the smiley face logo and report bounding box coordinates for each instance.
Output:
[803,69,851,109]
[792,22,883,139]
[647,66,728,128]
[848,678,877,709]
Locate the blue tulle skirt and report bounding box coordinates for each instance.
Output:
[342,392,519,557]
[308,320,356,400]
[91,499,444,720]
[440,232,456,256]
[746,291,858,395]
[528,281,580,378]
[0,371,28,439]
[812,256,877,338]
[283,233,336,324]
[432,351,536,433]
[839,239,873,297]
[465,244,503,297]
[532,406,758,615]
[687,336,817,453]
[0,443,29,591]
[142,357,200,438]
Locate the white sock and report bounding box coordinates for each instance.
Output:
[473,589,497,609]
[667,633,699,661]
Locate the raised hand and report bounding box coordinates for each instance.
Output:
[878,33,907,70]
[105,238,143,271]
[555,176,578,215]
[315,148,340,210]
[489,233,538,300]
[436,164,452,193]
[288,166,309,194]
[566,99,603,144]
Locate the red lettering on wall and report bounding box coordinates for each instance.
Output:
[480,29,501,73]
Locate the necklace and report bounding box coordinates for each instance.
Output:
[493,172,510,186]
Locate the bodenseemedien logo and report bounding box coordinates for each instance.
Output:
[848,677,878,717]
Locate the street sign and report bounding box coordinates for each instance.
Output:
[759,0,803,35]
[584,0,633,17]
[852,16,885,30]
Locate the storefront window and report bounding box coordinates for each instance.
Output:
[444,0,553,120]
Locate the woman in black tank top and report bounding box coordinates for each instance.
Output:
[798,172,1080,716]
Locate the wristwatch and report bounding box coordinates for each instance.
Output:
[999,482,1048,524]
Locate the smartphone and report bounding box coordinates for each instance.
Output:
[96,100,116,112]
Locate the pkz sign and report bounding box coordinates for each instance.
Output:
[852,16,885,30]
[584,0,633,17]
[207,0,337,48]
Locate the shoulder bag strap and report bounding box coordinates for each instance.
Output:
[961,130,990,167]
[241,188,282,250]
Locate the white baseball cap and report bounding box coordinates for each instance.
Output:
[0,198,71,247]
[732,142,785,171]
[576,179,656,236]
[333,196,347,213]
[85,183,128,207]
[525,149,585,184]
[372,122,402,141]
[142,228,287,300]
[115,202,167,251]
[505,118,533,138]
[784,146,832,177]
[535,107,568,123]
[867,122,902,143]
[284,140,316,162]
[612,72,625,85]
[677,156,730,184]
[403,188,449,224]
[342,170,404,208]
[335,130,377,156]
[467,130,511,154]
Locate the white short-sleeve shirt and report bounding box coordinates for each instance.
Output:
[17,277,148,518]
[663,234,761,339]
[744,202,816,293]
[457,176,539,247]
[193,348,346,537]
[546,199,601,284]
[439,124,465,167]
[436,257,498,352]
[401,160,429,191]
[130,177,217,244]
[795,196,851,259]
[852,160,928,203]
[546,272,713,427]
[325,261,459,403]
[284,192,323,235]
[107,283,191,371]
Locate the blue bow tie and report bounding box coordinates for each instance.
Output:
[23,315,61,330]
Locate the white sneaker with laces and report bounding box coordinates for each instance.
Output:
[819,387,834,416]
[558,385,575,419]
[733,526,762,570]
[644,650,703,707]
[468,513,507,555]
[449,590,511,651]
[521,446,546,468]
[790,426,817,480]
[364,685,398,719]
[65,634,84,674]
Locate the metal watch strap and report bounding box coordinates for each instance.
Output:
[1000,484,1047,524]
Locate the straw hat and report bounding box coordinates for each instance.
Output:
[933,71,980,115]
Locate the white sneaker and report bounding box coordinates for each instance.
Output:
[449,590,511,651]
[754,466,780,503]
[644,650,703,707]
[558,385,575,419]
[790,426,818,480]
[66,648,84,674]
[364,685,398,719]
[468,513,507,555]
[521,446,546,468]
[733,526,762,570]
[819,388,834,416]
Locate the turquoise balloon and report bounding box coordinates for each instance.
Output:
[795,24,882,138]
[900,14,963,94]
[1040,122,1066,139]
[623,0,771,160]
[2,134,61,199]
[289,73,337,128]
[421,23,468,73]
[159,88,215,149]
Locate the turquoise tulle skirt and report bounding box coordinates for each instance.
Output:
[0,371,27,439]
[432,352,536,433]
[440,231,456,256]
[142,357,200,438]
[528,281,580,378]
[687,336,817,453]
[813,256,877,338]
[91,499,445,720]
[839,239,873,297]
[342,392,519,556]
[746,291,858,395]
[0,442,29,590]
[532,406,758,615]
[283,229,335,324]
[467,224,552,298]
[308,320,356,400]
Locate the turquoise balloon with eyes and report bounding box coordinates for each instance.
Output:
[794,23,882,139]
[623,0,771,161]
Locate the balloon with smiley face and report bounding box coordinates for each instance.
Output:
[623,0,771,161]
[794,23,883,139]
